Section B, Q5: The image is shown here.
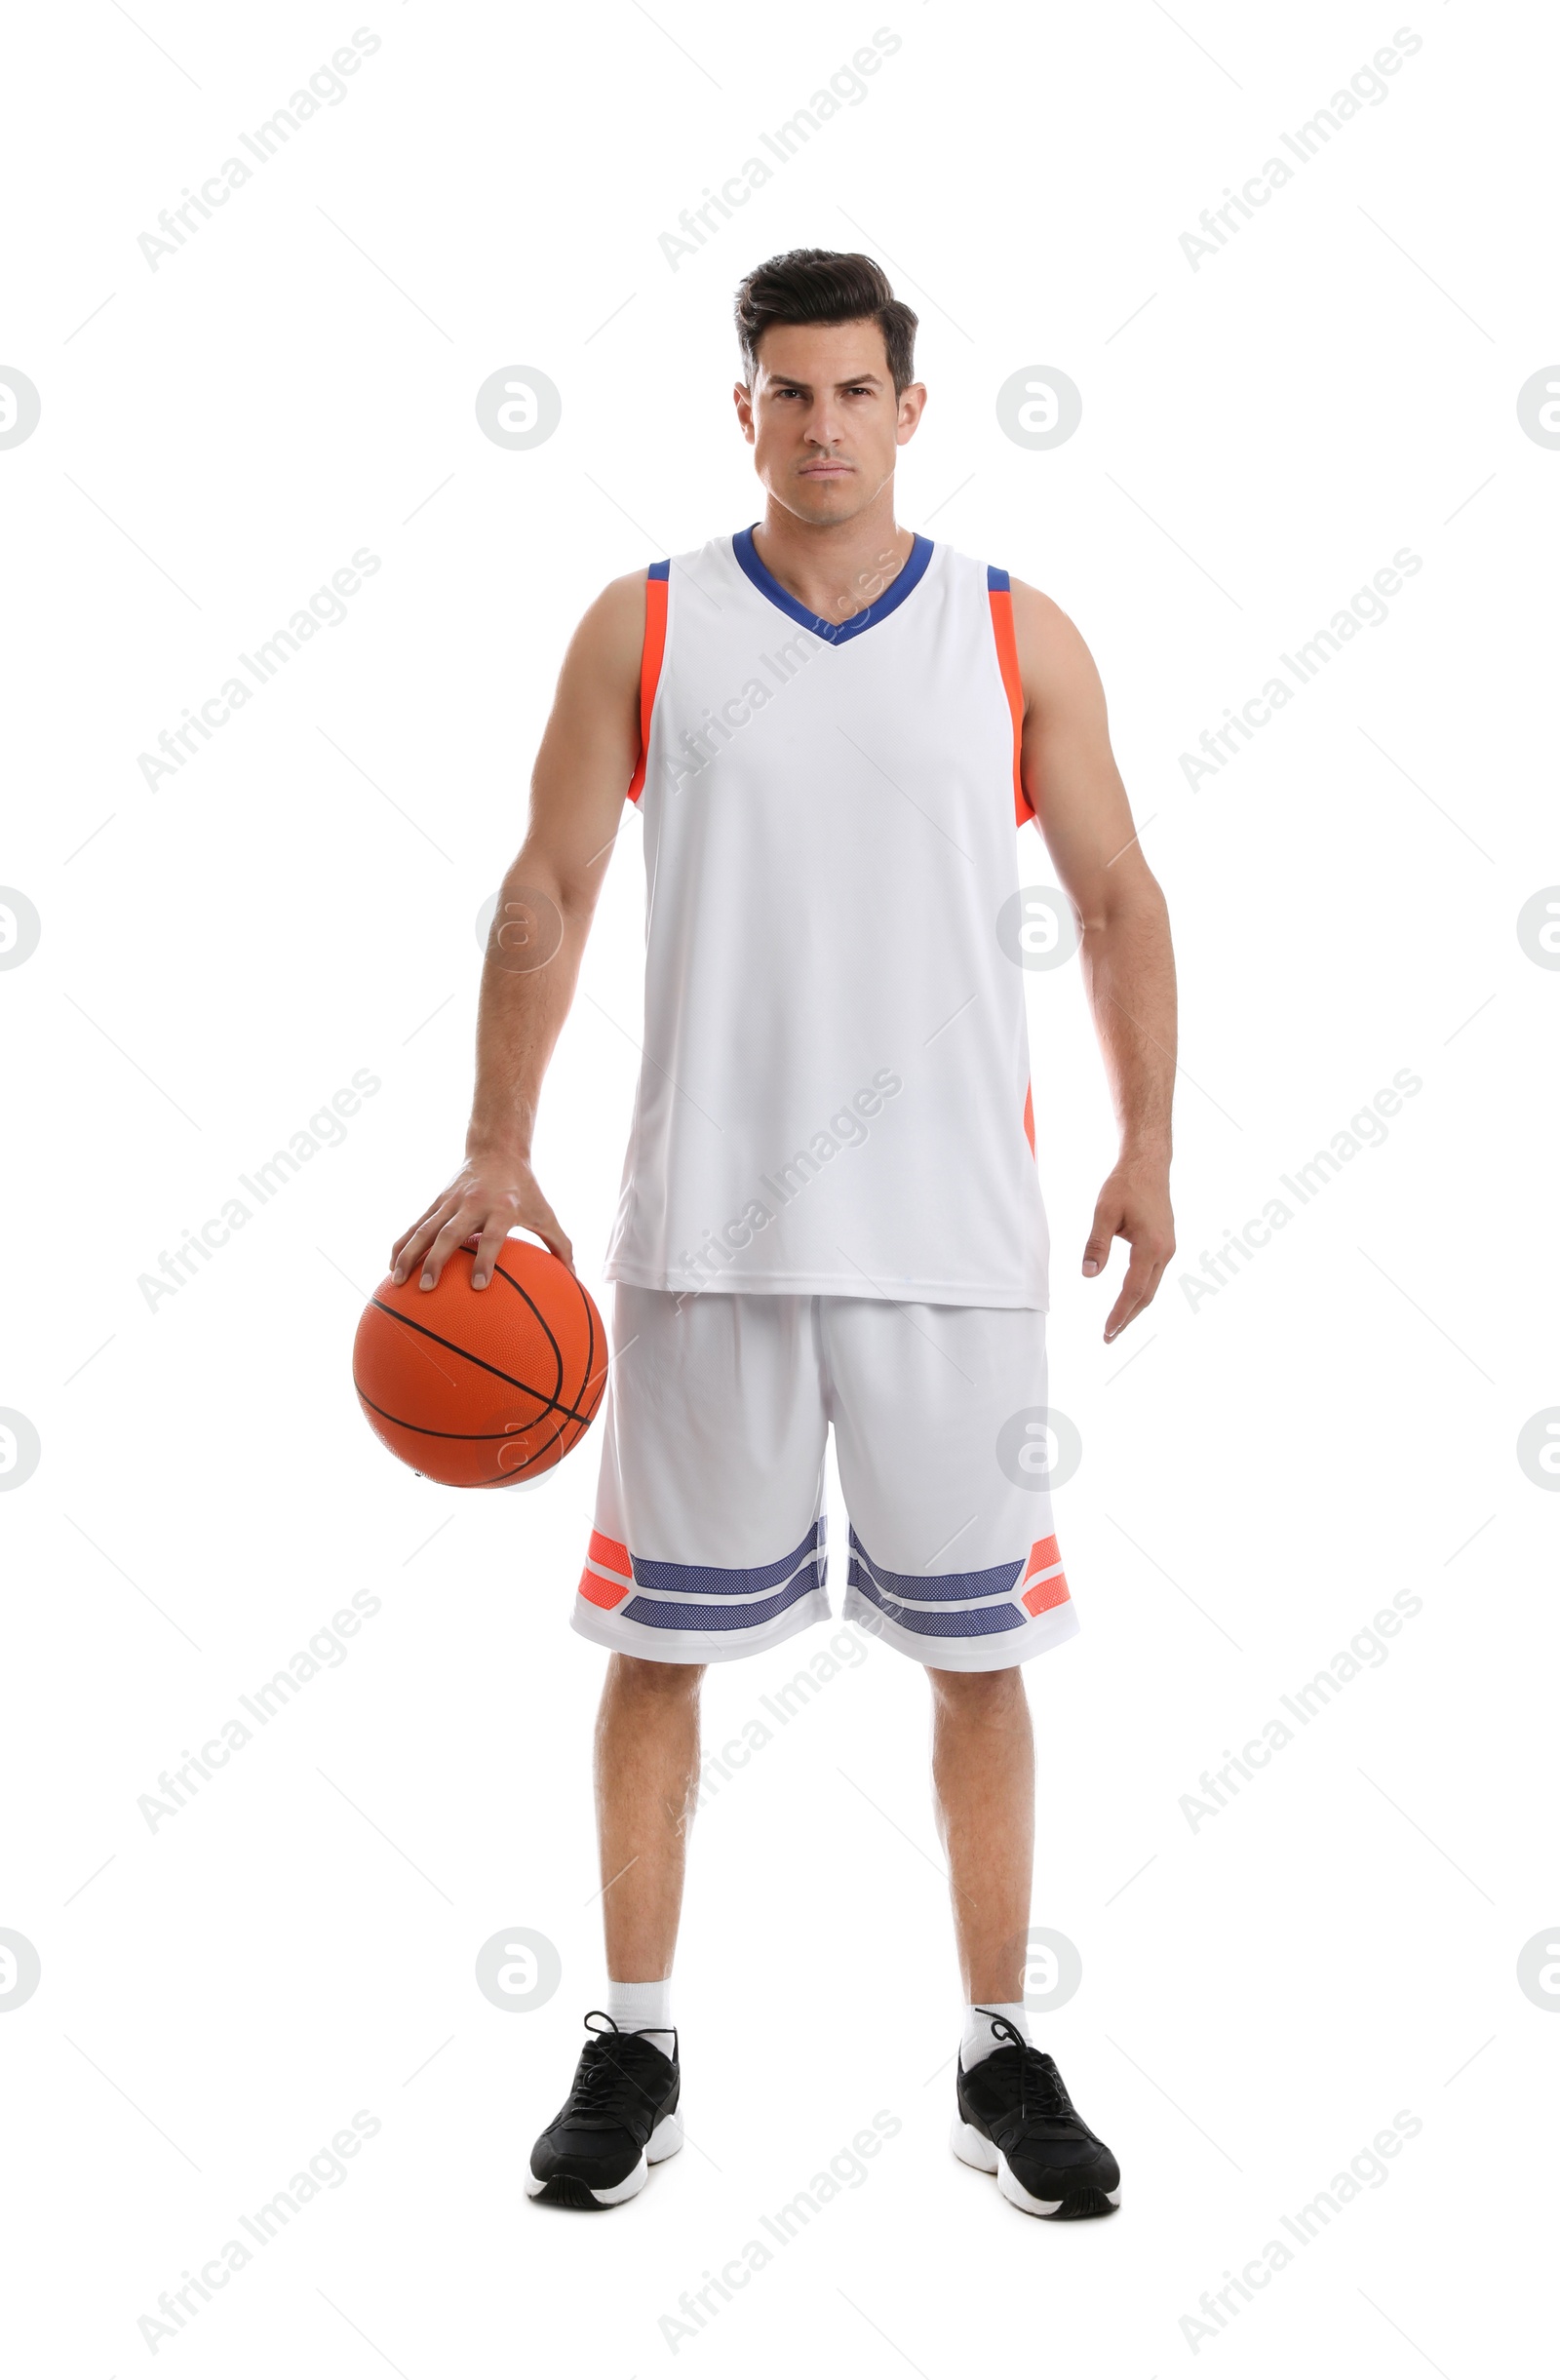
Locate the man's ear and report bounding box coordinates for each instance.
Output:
[896,381,928,446]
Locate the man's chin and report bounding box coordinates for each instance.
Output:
[786,476,861,522]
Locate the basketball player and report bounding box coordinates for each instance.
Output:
[392,252,1176,2219]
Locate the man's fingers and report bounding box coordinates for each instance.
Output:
[389,1211,438,1275]
[1081,1200,1122,1278]
[1105,1290,1143,1342]
[1104,1251,1170,1341]
[394,1170,575,1291]
[469,1217,512,1290]
[392,1201,461,1284]
[1084,1162,1176,1335]
[390,1191,448,1268]
[1105,1278,1152,1340]
[416,1211,484,1289]
[529,1207,575,1272]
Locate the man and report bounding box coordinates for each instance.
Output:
[393,251,1176,2220]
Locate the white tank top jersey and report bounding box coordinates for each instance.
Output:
[602,527,1051,1310]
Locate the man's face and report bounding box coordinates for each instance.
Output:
[734,318,926,526]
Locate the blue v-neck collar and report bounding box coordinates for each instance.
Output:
[731,524,934,645]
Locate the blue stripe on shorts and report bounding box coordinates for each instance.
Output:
[631,1520,824,1601]
[621,1563,823,1633]
[849,1557,1024,1637]
[848,1527,1023,1605]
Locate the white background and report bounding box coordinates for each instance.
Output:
[3,1,1556,2371]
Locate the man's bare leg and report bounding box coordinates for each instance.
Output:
[931,1662,1121,2215]
[927,1665,1034,2002]
[594,1653,705,1980]
[526,1654,701,2204]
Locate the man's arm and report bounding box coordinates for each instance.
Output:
[1010,580,1177,1342]
[391,569,645,1291]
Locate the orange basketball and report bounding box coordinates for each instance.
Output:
[353,1239,605,1487]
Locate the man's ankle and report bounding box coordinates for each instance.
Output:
[606,1977,676,2052]
[961,2001,1031,2069]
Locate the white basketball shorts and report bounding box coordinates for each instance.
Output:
[571,1287,1077,1672]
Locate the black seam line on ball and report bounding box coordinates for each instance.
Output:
[479,1409,574,1478]
[355,1371,595,1433]
[358,1391,578,1480]
[487,1414,573,1473]
[492,1261,607,1424]
[366,1300,581,1414]
[365,1301,464,1390]
[488,1260,566,1410]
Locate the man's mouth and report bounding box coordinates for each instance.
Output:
[799,460,852,477]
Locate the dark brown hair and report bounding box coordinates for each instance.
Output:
[733,250,918,396]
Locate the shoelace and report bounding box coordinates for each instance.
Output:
[984,2013,1077,2128]
[567,2012,669,2127]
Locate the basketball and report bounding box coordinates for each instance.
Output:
[353,1238,606,1487]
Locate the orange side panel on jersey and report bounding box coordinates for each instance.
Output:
[1022,1081,1035,1156]
[626,572,669,804]
[988,585,1034,826]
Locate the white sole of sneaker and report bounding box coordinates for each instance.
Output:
[950,2114,1120,2219]
[526,2107,684,2207]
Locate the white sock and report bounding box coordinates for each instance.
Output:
[606,1977,675,2052]
[961,2001,1031,2069]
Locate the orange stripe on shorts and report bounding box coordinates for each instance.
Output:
[589,1529,632,1579]
[578,1566,631,1611]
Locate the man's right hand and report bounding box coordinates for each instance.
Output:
[390,1151,574,1292]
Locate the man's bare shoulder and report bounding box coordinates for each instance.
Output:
[1005,576,1110,722]
[564,567,648,690]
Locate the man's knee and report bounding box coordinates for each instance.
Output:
[608,1652,706,1701]
[927,1663,1027,1722]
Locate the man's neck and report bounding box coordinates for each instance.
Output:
[751,494,915,629]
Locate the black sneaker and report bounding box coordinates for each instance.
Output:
[526,2011,683,2208]
[952,2014,1120,2219]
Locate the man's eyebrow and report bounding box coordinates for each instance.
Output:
[764,371,886,392]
